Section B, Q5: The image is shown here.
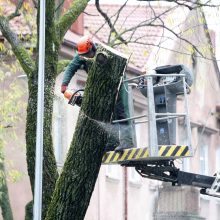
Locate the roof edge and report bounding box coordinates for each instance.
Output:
[63,30,143,75]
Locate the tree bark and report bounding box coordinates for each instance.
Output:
[26,73,59,218]
[56,0,90,43]
[45,45,127,220]
[25,1,60,218]
[0,16,35,77]
[0,141,13,220]
[25,201,33,220]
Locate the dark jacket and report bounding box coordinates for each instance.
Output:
[61,51,130,121]
[61,49,133,148]
[62,53,87,86]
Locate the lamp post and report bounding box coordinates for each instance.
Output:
[33,0,46,219]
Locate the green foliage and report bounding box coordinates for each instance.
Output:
[0,40,27,218]
[7,169,24,183]
[0,55,26,189]
[0,60,25,141]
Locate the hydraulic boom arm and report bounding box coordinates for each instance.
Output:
[126,160,220,198]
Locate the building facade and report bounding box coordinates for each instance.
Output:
[54,3,220,220]
[1,1,220,220]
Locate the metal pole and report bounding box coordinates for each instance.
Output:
[112,114,148,123]
[182,76,193,156]
[33,0,46,219]
[123,73,186,83]
[147,76,158,157]
[128,86,137,147]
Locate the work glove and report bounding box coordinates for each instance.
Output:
[61,85,68,94]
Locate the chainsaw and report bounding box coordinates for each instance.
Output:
[64,89,84,107]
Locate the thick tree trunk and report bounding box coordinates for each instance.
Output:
[26,68,59,218]
[45,46,127,220]
[0,141,13,220]
[25,201,33,220]
[25,0,60,218]
[1,1,91,219]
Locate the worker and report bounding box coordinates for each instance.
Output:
[61,35,134,152]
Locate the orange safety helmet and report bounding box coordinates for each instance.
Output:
[77,36,94,55]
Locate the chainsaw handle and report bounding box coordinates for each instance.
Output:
[71,89,84,96]
[68,89,85,107]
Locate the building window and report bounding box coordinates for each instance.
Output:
[216,148,220,170]
[200,143,209,175]
[197,130,210,175]
[106,165,121,180]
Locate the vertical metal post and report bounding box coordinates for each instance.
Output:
[147,76,158,156]
[182,76,193,156]
[123,167,128,220]
[33,0,46,219]
[128,86,137,147]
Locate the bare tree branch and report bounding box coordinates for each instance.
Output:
[152,23,204,56]
[32,0,38,8]
[148,2,166,57]
[95,0,128,45]
[7,0,24,20]
[109,0,129,43]
[92,0,218,61]
[94,9,122,36]
[113,0,129,26]
[109,5,178,46]
[118,4,141,33]
[113,39,217,62]
[140,0,220,10]
[100,2,203,57]
[113,21,204,57]
[83,11,99,16]
[199,7,216,59]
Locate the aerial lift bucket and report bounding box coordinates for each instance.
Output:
[102,65,193,165]
[102,65,220,199]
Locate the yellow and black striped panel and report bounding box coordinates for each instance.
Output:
[159,145,190,157]
[102,145,190,164]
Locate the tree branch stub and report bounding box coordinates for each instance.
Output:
[96,51,109,65]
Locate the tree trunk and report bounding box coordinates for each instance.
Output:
[26,68,59,219]
[25,201,33,220]
[25,0,60,217]
[45,45,127,220]
[0,141,13,220]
